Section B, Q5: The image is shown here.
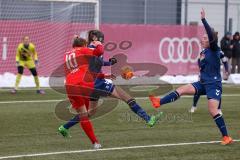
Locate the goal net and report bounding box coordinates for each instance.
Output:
[0,0,99,87]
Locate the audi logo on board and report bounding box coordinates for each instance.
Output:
[159,37,201,63]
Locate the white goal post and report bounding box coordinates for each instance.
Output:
[20,0,100,29]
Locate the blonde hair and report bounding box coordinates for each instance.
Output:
[22,36,29,40]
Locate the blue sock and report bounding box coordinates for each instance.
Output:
[213,114,228,137]
[127,99,151,122]
[193,94,200,107]
[160,91,180,105]
[63,114,80,129]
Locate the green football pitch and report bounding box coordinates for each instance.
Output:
[0,85,240,160]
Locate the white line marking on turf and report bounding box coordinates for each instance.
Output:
[0,94,240,104]
[0,140,239,159]
[0,99,62,104]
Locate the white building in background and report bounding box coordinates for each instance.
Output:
[182,0,240,38]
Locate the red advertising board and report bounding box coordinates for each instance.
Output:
[0,20,204,76]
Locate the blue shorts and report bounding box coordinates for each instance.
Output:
[90,78,115,101]
[191,81,222,101]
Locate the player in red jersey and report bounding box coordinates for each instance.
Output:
[62,37,104,149]
[59,31,162,149]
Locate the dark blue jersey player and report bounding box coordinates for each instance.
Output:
[86,30,162,129]
[189,51,229,113]
[149,9,233,145]
[58,30,163,147]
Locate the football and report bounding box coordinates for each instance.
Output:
[121,65,134,80]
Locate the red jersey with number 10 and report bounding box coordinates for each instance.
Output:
[64,45,104,99]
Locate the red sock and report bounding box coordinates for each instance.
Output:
[80,117,98,144]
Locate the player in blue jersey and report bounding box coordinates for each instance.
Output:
[189,51,229,113]
[86,31,161,128]
[149,9,233,145]
[58,30,162,148]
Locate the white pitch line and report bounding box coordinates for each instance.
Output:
[0,99,62,104]
[0,94,240,104]
[0,140,239,160]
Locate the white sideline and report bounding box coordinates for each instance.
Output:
[0,140,239,159]
[0,94,240,104]
[0,99,62,104]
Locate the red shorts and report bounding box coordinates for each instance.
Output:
[67,95,89,110]
[65,82,93,110]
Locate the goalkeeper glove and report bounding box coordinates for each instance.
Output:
[109,58,117,65]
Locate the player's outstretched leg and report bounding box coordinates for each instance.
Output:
[111,86,163,127]
[189,94,200,113]
[149,84,195,108]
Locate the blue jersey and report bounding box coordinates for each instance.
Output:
[198,51,229,76]
[199,18,222,84]
[88,44,111,74]
[88,45,115,100]
[199,48,222,83]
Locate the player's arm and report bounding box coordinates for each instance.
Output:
[91,41,104,56]
[103,58,117,66]
[94,73,116,80]
[88,57,116,79]
[103,60,111,66]
[201,9,218,51]
[93,45,104,56]
[16,45,21,65]
[31,44,38,64]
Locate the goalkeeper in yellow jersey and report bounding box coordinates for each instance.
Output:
[11,36,45,94]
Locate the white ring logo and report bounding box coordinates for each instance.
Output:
[159,37,201,63]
